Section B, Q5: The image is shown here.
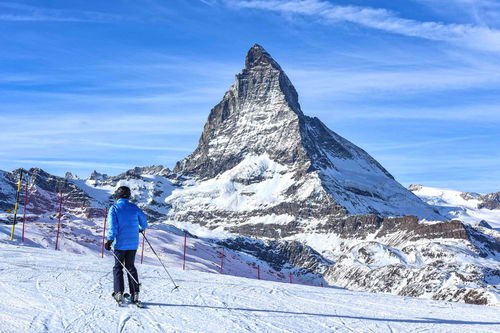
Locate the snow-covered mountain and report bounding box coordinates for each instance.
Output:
[410,184,500,229]
[1,45,499,306]
[173,44,442,224]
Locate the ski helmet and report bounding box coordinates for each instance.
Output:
[115,186,131,199]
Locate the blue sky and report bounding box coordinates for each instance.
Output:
[0,0,499,193]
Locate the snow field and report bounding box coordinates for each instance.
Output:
[0,216,323,288]
[412,185,500,229]
[1,242,499,333]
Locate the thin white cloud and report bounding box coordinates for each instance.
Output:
[0,14,85,22]
[0,112,205,137]
[227,0,500,53]
[199,0,218,6]
[365,134,494,152]
[89,142,193,153]
[414,0,500,28]
[377,155,500,178]
[0,74,53,83]
[9,159,131,170]
[289,64,500,99]
[315,103,500,122]
[0,2,121,23]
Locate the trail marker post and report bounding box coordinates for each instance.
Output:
[9,170,24,240]
[101,208,107,258]
[183,230,187,270]
[21,175,31,242]
[219,247,225,274]
[55,192,63,250]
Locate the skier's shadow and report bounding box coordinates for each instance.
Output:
[142,303,500,326]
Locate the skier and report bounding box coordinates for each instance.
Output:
[105,186,148,305]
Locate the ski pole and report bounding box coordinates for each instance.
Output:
[141,232,180,291]
[110,250,141,287]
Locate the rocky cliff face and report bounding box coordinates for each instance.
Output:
[324,237,499,305]
[479,192,500,210]
[71,165,175,221]
[0,168,100,218]
[0,166,175,222]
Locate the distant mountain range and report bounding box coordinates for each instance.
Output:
[409,184,499,229]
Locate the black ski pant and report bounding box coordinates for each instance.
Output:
[113,249,140,294]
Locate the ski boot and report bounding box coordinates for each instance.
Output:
[112,291,124,306]
[132,292,143,307]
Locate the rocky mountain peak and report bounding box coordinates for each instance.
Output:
[478,192,500,210]
[88,170,108,182]
[245,44,282,70]
[174,44,306,178]
[408,184,423,191]
[239,44,302,115]
[65,172,78,180]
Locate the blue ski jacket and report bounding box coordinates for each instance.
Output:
[107,198,148,250]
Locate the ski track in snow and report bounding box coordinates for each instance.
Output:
[1,242,499,333]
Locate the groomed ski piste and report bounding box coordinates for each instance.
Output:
[2,226,499,333]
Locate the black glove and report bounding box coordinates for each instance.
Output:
[105,240,113,251]
[139,229,144,235]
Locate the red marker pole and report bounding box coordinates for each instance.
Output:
[140,229,146,264]
[21,178,31,242]
[289,272,293,284]
[101,208,107,258]
[55,192,63,250]
[183,231,187,270]
[257,265,260,280]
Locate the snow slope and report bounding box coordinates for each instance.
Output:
[411,185,500,229]
[169,154,298,216]
[0,212,320,286]
[1,241,499,333]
